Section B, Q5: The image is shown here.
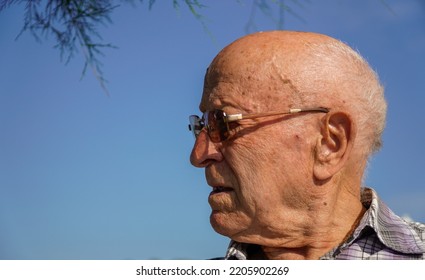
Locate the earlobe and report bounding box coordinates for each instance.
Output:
[313,112,355,181]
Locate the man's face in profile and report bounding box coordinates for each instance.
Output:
[190,45,321,246]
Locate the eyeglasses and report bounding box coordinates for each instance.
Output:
[188,107,329,143]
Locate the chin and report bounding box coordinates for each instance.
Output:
[209,210,249,238]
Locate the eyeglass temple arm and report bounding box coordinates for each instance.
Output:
[225,107,329,122]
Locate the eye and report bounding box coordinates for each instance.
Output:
[227,121,240,131]
[222,121,243,141]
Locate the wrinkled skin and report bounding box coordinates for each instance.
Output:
[190,31,366,259]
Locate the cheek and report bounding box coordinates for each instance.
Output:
[233,133,307,176]
[225,138,285,205]
[270,135,314,191]
[230,132,313,202]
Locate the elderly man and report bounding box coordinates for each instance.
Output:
[188,31,425,260]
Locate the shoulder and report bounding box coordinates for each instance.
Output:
[406,220,425,241]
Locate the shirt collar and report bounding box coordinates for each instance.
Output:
[352,187,425,254]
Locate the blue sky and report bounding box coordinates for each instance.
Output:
[0,0,424,260]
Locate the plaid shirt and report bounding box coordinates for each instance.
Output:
[224,188,425,260]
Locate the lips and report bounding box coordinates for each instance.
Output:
[211,186,233,194]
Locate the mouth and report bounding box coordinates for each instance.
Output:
[208,186,234,211]
[210,186,233,194]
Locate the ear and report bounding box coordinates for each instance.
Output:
[313,111,356,181]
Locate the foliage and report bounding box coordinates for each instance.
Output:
[0,0,208,94]
[245,0,305,33]
[0,0,308,94]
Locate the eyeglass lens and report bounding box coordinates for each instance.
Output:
[189,115,201,138]
[207,110,229,142]
[188,110,229,142]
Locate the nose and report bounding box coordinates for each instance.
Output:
[190,129,223,167]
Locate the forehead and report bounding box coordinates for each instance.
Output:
[198,32,323,113]
[200,51,287,113]
[200,69,259,113]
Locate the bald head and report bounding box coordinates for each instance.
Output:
[205,31,386,157]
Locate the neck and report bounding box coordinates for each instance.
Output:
[261,187,366,260]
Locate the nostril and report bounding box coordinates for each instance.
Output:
[190,131,223,167]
